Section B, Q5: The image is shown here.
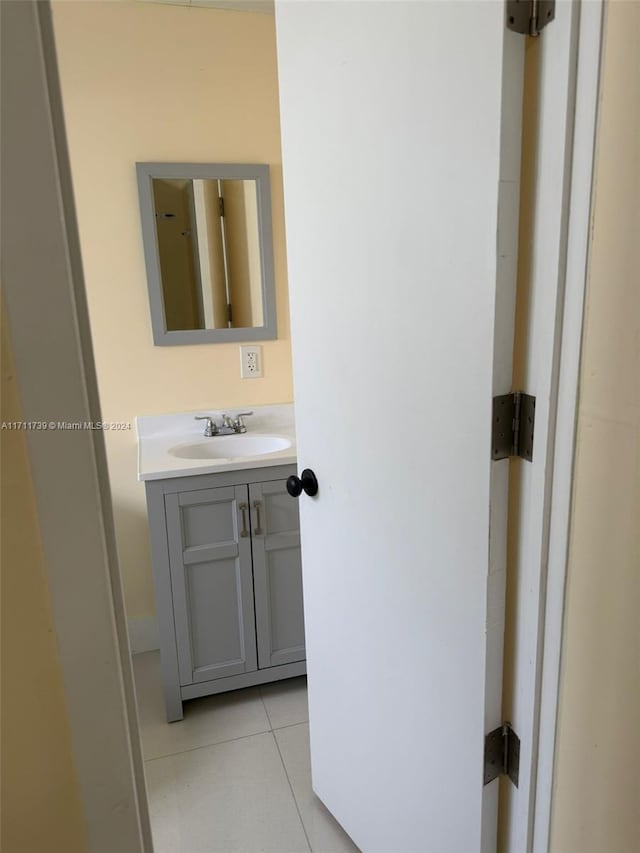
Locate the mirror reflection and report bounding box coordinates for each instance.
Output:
[152,177,264,331]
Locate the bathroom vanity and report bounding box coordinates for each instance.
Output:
[138,405,305,722]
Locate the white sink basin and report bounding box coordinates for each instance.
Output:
[168,435,292,460]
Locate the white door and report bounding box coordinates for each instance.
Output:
[276,3,524,851]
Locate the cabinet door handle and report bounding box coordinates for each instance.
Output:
[252,500,263,536]
[239,502,249,538]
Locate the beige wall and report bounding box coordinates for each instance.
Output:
[1,305,87,853]
[550,2,640,850]
[51,1,293,621]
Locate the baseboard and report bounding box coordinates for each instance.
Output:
[127,615,160,654]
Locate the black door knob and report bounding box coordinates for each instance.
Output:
[286,469,318,498]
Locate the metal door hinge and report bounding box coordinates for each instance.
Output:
[219,196,225,217]
[484,723,520,787]
[492,391,536,462]
[227,303,233,323]
[506,0,555,37]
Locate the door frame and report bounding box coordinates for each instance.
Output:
[497,1,606,851]
[529,2,605,850]
[1,2,153,851]
[1,2,603,851]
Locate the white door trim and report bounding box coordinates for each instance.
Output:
[532,2,605,849]
[501,3,605,849]
[1,3,151,851]
[1,1,602,850]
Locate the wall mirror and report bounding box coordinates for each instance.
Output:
[136,163,277,345]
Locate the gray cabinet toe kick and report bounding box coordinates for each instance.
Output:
[144,464,306,722]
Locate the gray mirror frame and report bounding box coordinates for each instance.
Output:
[136,162,277,345]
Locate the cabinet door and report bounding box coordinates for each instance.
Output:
[166,485,257,685]
[250,480,305,668]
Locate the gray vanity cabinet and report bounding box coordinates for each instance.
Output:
[145,464,305,722]
[250,480,305,669]
[165,485,258,686]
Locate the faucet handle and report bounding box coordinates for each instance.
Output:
[234,412,253,433]
[195,415,217,436]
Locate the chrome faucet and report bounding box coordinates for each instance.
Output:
[222,412,253,434]
[195,412,253,437]
[195,415,218,437]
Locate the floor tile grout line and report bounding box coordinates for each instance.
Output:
[271,729,314,853]
[142,715,310,764]
[259,685,275,732]
[272,719,309,733]
[143,726,274,763]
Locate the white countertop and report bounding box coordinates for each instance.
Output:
[136,403,297,481]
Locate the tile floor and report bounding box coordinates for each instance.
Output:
[133,652,359,853]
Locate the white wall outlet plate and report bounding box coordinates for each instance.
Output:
[240,345,262,379]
